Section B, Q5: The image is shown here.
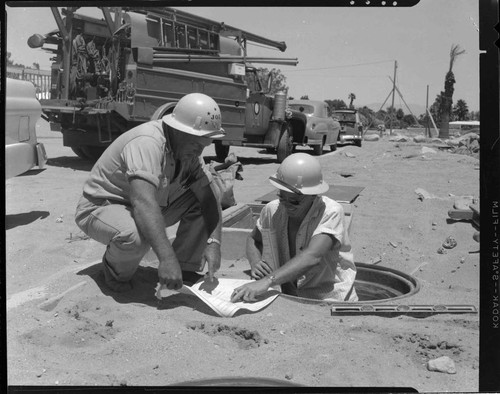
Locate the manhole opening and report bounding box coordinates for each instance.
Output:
[281,263,420,304]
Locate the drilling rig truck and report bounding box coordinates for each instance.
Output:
[28,6,308,162]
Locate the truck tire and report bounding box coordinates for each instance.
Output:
[151,103,176,120]
[71,146,90,159]
[355,139,362,147]
[81,145,107,161]
[330,143,337,152]
[277,126,292,163]
[215,141,230,162]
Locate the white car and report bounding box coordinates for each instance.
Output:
[5,78,47,179]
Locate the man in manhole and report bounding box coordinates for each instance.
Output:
[231,153,358,302]
[75,93,225,292]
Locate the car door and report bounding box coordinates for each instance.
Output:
[322,103,335,145]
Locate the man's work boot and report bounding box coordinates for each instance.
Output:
[102,257,132,292]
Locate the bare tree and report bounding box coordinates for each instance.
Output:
[439,44,465,138]
[256,68,288,95]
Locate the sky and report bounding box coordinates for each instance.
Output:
[5,1,480,114]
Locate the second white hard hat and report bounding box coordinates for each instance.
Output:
[269,152,329,195]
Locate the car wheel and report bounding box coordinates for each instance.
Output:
[355,139,362,147]
[313,142,323,156]
[215,141,230,162]
[330,144,337,152]
[277,126,292,163]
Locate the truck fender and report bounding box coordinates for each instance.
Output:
[150,102,177,121]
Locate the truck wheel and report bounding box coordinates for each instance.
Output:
[277,127,292,163]
[330,143,337,152]
[71,146,90,159]
[81,145,107,161]
[313,142,324,156]
[355,140,362,147]
[151,103,176,120]
[215,141,230,162]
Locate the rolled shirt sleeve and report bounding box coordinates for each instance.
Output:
[311,201,349,251]
[121,136,164,188]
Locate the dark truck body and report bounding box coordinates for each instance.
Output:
[28,6,306,162]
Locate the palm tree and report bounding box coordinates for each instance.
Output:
[348,93,356,108]
[453,99,469,121]
[439,44,465,138]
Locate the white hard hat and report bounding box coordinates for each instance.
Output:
[269,153,329,195]
[162,93,225,139]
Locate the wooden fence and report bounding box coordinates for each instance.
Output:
[6,66,51,100]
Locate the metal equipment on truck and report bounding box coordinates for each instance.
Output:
[28,6,308,162]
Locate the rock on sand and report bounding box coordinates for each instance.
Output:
[427,356,457,374]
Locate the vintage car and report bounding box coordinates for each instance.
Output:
[288,100,340,155]
[5,78,47,179]
[332,109,363,147]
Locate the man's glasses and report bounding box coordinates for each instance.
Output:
[277,192,305,206]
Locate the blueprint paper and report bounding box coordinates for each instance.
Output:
[178,277,280,317]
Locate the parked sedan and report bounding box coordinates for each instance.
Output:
[288,100,340,155]
[5,78,47,179]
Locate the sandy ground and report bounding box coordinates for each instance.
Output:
[6,121,481,391]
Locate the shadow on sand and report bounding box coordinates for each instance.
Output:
[76,262,219,316]
[6,211,50,230]
[47,156,94,171]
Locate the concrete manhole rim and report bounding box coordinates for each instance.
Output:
[280,262,421,305]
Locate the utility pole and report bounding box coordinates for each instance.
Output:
[425,85,430,138]
[389,60,397,136]
[388,77,420,126]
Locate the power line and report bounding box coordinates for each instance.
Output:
[287,74,386,79]
[285,59,394,72]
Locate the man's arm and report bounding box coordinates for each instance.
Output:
[202,181,222,280]
[271,233,334,284]
[246,227,273,279]
[231,233,336,302]
[129,177,183,290]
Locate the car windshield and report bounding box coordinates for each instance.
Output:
[334,112,356,122]
[289,104,315,115]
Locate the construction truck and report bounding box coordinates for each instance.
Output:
[28,6,308,162]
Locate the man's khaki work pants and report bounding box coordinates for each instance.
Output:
[75,190,209,282]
